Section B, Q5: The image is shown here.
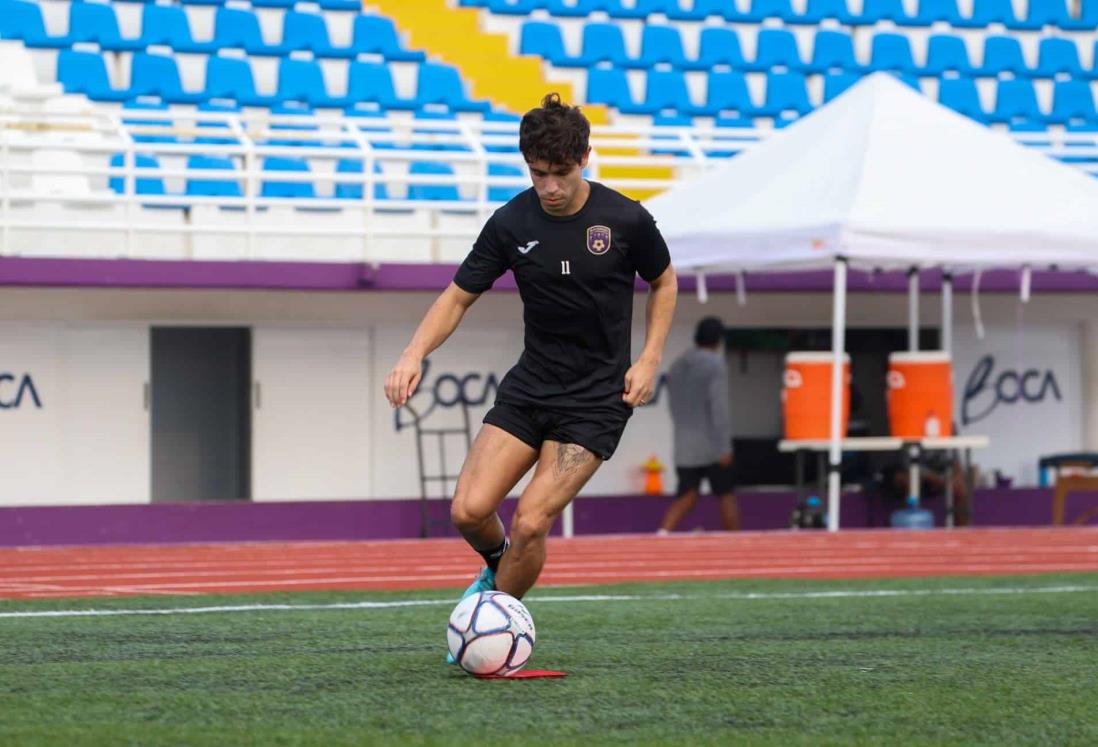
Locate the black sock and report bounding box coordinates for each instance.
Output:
[479,538,509,574]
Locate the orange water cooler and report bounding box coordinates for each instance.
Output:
[782,352,851,440]
[886,351,953,438]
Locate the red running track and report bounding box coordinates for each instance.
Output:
[1,527,1096,600]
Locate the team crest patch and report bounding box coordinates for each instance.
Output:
[586,225,612,255]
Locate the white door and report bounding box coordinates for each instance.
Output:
[251,327,372,501]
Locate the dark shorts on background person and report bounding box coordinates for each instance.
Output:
[483,402,630,461]
[676,463,736,496]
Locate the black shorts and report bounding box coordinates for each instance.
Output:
[676,463,736,496]
[483,402,630,461]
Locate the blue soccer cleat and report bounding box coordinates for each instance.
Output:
[446,566,496,664]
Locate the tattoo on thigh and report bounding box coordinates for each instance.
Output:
[554,443,595,476]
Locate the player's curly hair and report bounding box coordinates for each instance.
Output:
[519,93,591,166]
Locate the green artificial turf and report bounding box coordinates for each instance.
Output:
[1,574,1096,746]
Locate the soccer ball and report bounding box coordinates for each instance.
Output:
[447,591,536,676]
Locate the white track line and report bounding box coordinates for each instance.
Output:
[0,584,1095,619]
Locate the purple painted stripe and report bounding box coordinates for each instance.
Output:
[0,489,1090,547]
[3,257,1098,294]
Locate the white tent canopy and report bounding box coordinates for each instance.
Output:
[648,73,1098,271]
[647,73,1098,530]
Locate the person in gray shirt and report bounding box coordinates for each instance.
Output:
[658,317,739,533]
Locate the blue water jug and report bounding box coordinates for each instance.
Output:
[890,496,934,529]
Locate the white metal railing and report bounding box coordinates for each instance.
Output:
[1,105,1096,262]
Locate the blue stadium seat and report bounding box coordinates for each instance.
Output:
[822,71,860,102]
[251,0,294,8]
[746,0,798,22]
[1035,38,1083,78]
[408,161,462,202]
[261,157,315,199]
[953,0,1016,28]
[520,21,567,64]
[693,70,752,117]
[806,30,857,74]
[627,0,685,18]
[485,0,545,14]
[586,67,635,110]
[868,33,917,75]
[131,52,204,104]
[632,25,688,69]
[194,100,241,145]
[691,28,745,70]
[318,0,363,10]
[569,23,629,67]
[791,0,850,24]
[277,57,345,107]
[977,36,1030,78]
[415,62,490,112]
[1048,79,1097,125]
[749,29,803,73]
[122,99,176,143]
[1012,0,1069,30]
[0,0,73,47]
[180,0,227,6]
[487,163,525,202]
[855,0,911,25]
[69,1,142,51]
[186,155,243,197]
[1062,0,1098,30]
[546,0,621,17]
[938,76,986,121]
[139,3,218,53]
[204,55,279,107]
[108,153,166,196]
[213,6,288,55]
[57,50,129,102]
[665,0,730,19]
[346,61,418,110]
[351,15,425,61]
[756,72,811,119]
[282,10,351,58]
[922,34,973,75]
[989,78,1041,125]
[900,0,963,25]
[334,159,389,201]
[344,105,397,149]
[640,69,692,114]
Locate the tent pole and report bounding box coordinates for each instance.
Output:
[942,270,953,354]
[908,267,919,351]
[827,257,848,532]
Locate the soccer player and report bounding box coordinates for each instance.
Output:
[384,93,677,606]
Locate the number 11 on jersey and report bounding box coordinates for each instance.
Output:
[561,260,571,275]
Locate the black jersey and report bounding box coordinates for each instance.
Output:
[453,181,671,416]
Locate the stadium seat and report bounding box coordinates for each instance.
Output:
[1035,38,1083,79]
[108,153,166,196]
[277,57,345,108]
[351,15,425,61]
[408,161,462,201]
[415,62,490,112]
[213,6,288,56]
[922,34,973,76]
[977,36,1030,78]
[953,0,1016,28]
[195,100,242,145]
[346,61,418,110]
[938,76,986,121]
[586,67,635,110]
[180,0,228,6]
[131,52,205,104]
[663,0,729,19]
[139,3,219,54]
[989,78,1041,125]
[806,30,858,74]
[335,159,389,200]
[694,70,752,117]
[756,72,811,120]
[520,21,567,65]
[900,0,963,26]
[282,10,351,58]
[1061,0,1098,30]
[485,0,545,15]
[792,0,851,24]
[1012,0,1070,30]
[868,33,917,75]
[546,0,622,17]
[122,99,176,144]
[261,157,316,199]
[69,1,143,51]
[264,101,321,146]
[487,162,525,202]
[204,54,279,107]
[568,23,630,67]
[822,71,860,102]
[639,69,692,115]
[632,25,688,69]
[1047,79,1097,125]
[626,0,685,19]
[690,28,746,70]
[746,0,798,22]
[56,49,129,102]
[0,0,73,48]
[855,0,911,25]
[748,29,804,73]
[318,0,363,10]
[185,154,243,198]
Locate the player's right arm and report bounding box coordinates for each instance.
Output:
[384,282,481,408]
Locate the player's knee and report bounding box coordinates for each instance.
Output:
[511,511,551,545]
[450,499,492,533]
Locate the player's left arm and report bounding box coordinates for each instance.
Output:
[623,264,677,408]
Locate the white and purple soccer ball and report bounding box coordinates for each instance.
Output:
[447,591,536,677]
